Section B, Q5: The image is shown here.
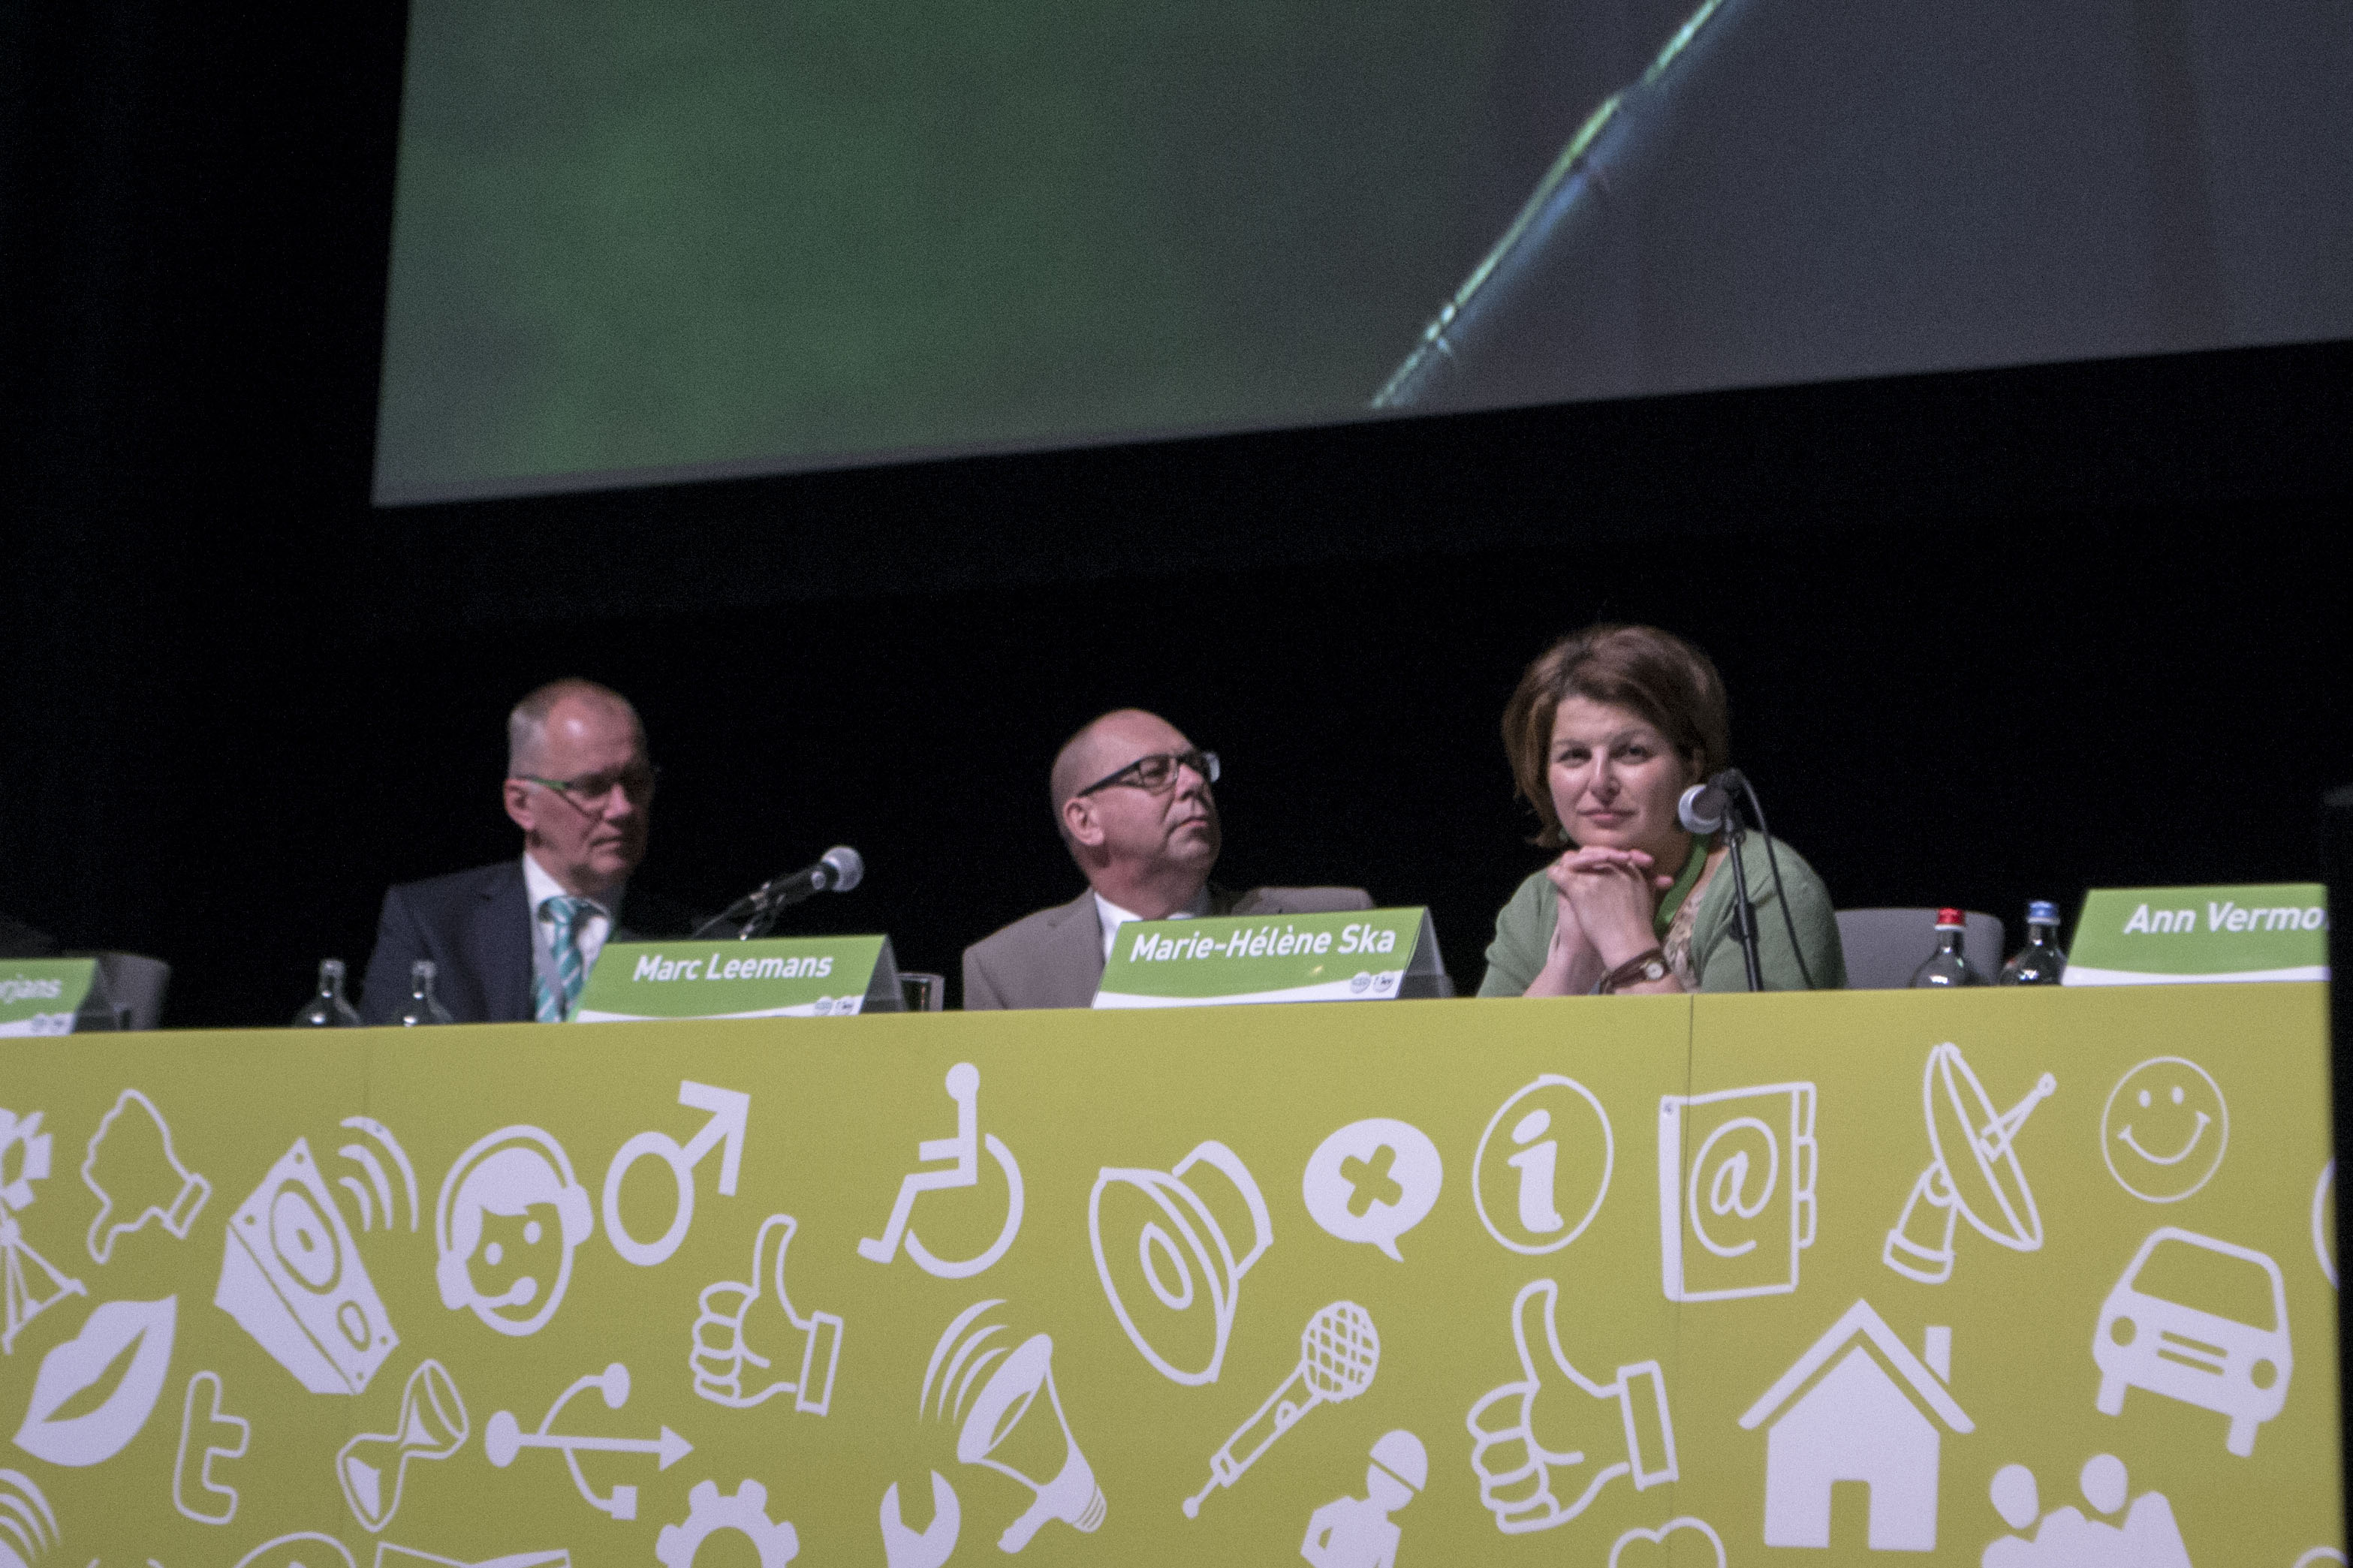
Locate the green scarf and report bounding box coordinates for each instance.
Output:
[1652,834,1716,939]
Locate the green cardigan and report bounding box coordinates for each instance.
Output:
[1478,834,1846,995]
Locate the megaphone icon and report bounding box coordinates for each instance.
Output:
[957,1334,1105,1553]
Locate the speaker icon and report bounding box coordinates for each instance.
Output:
[923,1301,1105,1554]
[216,1139,397,1395]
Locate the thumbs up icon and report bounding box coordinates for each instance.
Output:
[691,1214,843,1415]
[1465,1279,1678,1534]
[82,1091,210,1265]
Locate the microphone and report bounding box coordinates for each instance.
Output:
[751,845,864,903]
[693,847,863,939]
[1677,770,1746,835]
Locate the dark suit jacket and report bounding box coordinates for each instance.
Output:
[359,861,694,1025]
[962,883,1374,1011]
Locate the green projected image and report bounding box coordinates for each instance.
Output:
[377,0,1514,500]
[377,0,2353,504]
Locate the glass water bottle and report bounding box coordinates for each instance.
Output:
[1997,901,2068,986]
[398,959,454,1026]
[1910,907,1987,987]
[291,958,363,1027]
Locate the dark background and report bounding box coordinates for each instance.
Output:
[3,2,2348,1027]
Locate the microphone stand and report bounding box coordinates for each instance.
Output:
[1718,793,1765,992]
[690,880,822,941]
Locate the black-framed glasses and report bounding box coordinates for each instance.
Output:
[1075,748,1219,797]
[514,763,661,808]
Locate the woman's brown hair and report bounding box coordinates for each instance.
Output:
[1502,624,1731,848]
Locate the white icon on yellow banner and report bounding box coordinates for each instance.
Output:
[434,1127,592,1341]
[1185,1301,1378,1519]
[1884,1043,2053,1284]
[656,1479,798,1567]
[1091,1139,1271,1385]
[1738,1299,1971,1551]
[233,1531,357,1568]
[339,1359,469,1533]
[1981,1452,2192,1566]
[374,1547,570,1567]
[923,1300,1105,1552]
[2101,1058,2228,1204]
[602,1081,750,1268]
[691,1214,842,1414]
[81,1088,210,1265]
[221,1139,397,1394]
[0,1106,84,1355]
[1659,1083,1815,1302]
[333,1118,420,1236]
[485,1364,691,1523]
[1301,1430,1424,1568]
[1472,1077,1613,1257]
[880,1472,959,1568]
[1610,1516,1725,1567]
[173,1370,251,1524]
[860,1065,1023,1280]
[0,1467,58,1566]
[1301,1120,1441,1263]
[2094,1226,2290,1457]
[1466,1280,1674,1534]
[14,1295,177,1467]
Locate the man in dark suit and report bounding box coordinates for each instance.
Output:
[963,709,1372,1009]
[360,679,689,1025]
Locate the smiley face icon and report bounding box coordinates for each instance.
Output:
[2101,1057,2228,1202]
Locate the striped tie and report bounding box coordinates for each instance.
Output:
[535,895,590,1022]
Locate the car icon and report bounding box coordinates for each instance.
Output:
[2094,1226,2290,1456]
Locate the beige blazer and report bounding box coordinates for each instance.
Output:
[962,883,1374,1010]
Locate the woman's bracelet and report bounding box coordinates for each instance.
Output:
[1595,947,1669,995]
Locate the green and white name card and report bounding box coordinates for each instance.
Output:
[2064,883,2329,986]
[1095,905,1447,1007]
[571,935,903,1021]
[0,959,98,1037]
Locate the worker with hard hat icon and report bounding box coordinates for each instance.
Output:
[1301,1429,1427,1568]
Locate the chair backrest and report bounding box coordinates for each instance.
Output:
[86,953,173,1030]
[1835,910,2006,990]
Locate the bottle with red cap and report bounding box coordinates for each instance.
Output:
[1909,908,1987,987]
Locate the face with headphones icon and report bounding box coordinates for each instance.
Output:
[435,1127,593,1337]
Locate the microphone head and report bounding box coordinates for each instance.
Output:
[1301,1302,1379,1400]
[1677,783,1726,835]
[819,845,863,892]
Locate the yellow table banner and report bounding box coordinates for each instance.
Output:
[0,986,2336,1566]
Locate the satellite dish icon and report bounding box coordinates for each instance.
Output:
[1884,1042,2056,1284]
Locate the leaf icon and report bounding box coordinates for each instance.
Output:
[14,1296,177,1467]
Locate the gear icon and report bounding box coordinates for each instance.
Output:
[656,1479,799,1568]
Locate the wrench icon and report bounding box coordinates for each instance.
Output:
[881,1471,960,1568]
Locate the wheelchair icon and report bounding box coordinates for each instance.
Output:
[857,1063,1024,1279]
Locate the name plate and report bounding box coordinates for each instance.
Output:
[0,959,98,1036]
[572,936,903,1021]
[2064,883,2329,986]
[1095,905,1445,1007]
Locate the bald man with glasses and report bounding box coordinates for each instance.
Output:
[962,708,1371,1010]
[360,678,694,1025]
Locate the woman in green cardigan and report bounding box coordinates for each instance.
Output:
[1479,624,1845,996]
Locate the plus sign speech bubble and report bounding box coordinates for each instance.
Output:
[1302,1118,1443,1262]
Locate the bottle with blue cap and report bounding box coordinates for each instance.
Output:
[1997,901,2067,986]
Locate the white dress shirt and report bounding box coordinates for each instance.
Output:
[1094,887,1211,962]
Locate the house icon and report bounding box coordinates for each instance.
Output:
[1737,1299,1972,1551]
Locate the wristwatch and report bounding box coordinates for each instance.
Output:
[1596,947,1669,995]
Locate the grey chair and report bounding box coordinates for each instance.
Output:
[1834,910,2005,990]
[74,953,173,1031]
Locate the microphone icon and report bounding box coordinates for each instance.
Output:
[1183,1301,1379,1518]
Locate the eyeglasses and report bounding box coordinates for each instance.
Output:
[1075,748,1219,797]
[514,763,661,808]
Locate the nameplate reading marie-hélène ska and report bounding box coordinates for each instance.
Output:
[571,936,904,1021]
[1094,906,1448,1007]
[2064,883,2327,986]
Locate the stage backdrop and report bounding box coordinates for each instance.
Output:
[0,986,2336,1565]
